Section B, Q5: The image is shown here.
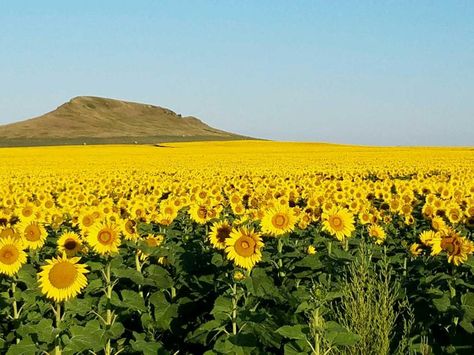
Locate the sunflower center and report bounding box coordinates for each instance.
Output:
[164,207,174,215]
[25,224,41,241]
[146,238,158,247]
[272,214,288,229]
[98,230,114,245]
[125,220,136,234]
[441,237,461,255]
[64,239,78,250]
[329,216,344,231]
[197,207,207,219]
[0,245,19,265]
[48,262,78,289]
[234,236,256,257]
[216,226,231,243]
[82,215,94,227]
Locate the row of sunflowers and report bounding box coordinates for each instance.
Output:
[0,142,473,354]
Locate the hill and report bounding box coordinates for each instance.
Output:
[0,96,248,146]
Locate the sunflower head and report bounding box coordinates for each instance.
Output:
[57,231,83,257]
[38,254,89,302]
[87,222,121,255]
[322,207,355,241]
[0,237,27,276]
[261,205,296,236]
[17,220,47,250]
[225,227,264,270]
[209,220,233,249]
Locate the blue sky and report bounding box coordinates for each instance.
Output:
[0,1,473,145]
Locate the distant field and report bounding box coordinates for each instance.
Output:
[0,135,253,147]
[1,141,473,354]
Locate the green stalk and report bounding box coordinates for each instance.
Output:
[231,282,238,335]
[135,251,143,298]
[11,281,19,320]
[11,280,20,344]
[55,302,62,355]
[104,259,114,355]
[277,237,284,277]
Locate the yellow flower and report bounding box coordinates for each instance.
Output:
[409,243,423,257]
[430,231,474,266]
[419,230,436,247]
[57,232,83,257]
[261,205,296,236]
[233,270,246,281]
[38,254,89,302]
[87,222,121,255]
[209,220,232,250]
[307,245,316,255]
[121,219,139,241]
[322,207,355,241]
[368,224,386,245]
[225,227,263,270]
[0,237,27,276]
[17,220,47,250]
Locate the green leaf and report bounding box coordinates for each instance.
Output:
[275,325,309,340]
[432,292,450,312]
[63,320,106,353]
[187,319,225,344]
[284,339,312,355]
[211,296,233,320]
[5,337,37,355]
[461,292,474,320]
[146,265,173,289]
[325,321,361,346]
[16,264,37,288]
[16,319,55,344]
[294,255,323,269]
[121,290,146,312]
[130,331,165,354]
[66,297,94,317]
[149,292,178,330]
[113,268,145,285]
[244,268,283,301]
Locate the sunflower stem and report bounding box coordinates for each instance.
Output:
[135,251,143,298]
[11,281,19,319]
[231,282,238,335]
[104,259,114,355]
[54,302,62,355]
[11,280,20,344]
[277,237,284,278]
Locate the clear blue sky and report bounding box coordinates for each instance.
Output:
[1,1,473,145]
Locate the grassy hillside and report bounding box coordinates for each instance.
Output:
[0,96,250,146]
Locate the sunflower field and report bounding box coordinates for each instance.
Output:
[0,141,473,354]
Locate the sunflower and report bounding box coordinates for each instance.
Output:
[37,254,88,302]
[321,207,355,241]
[209,220,232,249]
[431,216,447,232]
[57,232,83,257]
[307,245,316,255]
[0,237,27,276]
[225,227,263,270]
[430,231,474,266]
[189,204,213,224]
[121,219,139,241]
[138,234,165,261]
[368,224,386,245]
[17,220,47,250]
[419,230,436,246]
[261,205,296,236]
[87,222,121,255]
[409,243,423,257]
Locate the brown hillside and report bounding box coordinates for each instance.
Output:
[0,96,247,146]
